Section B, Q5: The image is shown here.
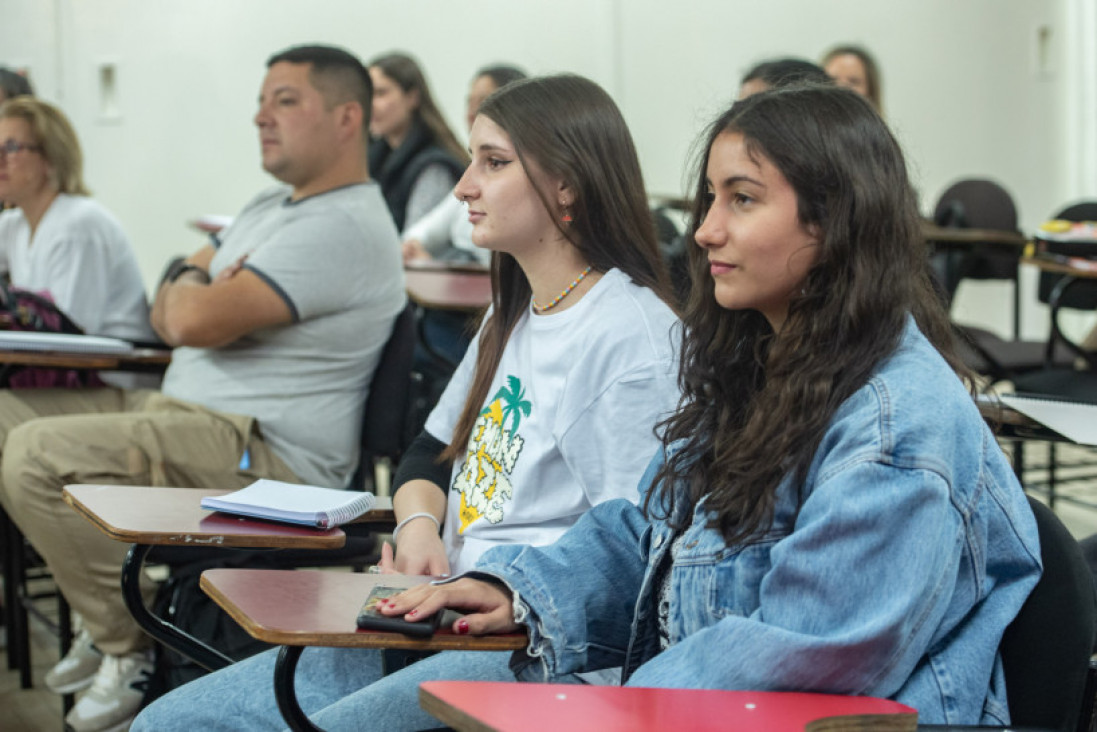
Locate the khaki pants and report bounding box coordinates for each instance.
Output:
[0,388,299,655]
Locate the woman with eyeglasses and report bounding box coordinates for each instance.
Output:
[0,97,154,344]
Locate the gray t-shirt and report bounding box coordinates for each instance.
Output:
[162,182,405,487]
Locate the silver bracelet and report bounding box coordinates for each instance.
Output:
[392,511,441,544]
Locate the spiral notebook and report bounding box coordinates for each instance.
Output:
[200,479,376,529]
[1000,393,1097,446]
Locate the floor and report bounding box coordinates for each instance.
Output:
[3,573,70,731]
[2,442,1096,732]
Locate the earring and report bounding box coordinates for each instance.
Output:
[561,203,572,223]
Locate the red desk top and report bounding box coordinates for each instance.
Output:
[418,682,918,732]
[200,568,528,652]
[62,484,383,549]
[405,268,492,312]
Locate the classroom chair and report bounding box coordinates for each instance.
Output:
[142,301,418,695]
[931,178,1077,386]
[997,496,1097,732]
[932,178,1022,315]
[1011,202,1097,507]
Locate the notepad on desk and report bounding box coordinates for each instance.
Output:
[1001,393,1097,446]
[200,479,376,529]
[0,331,135,354]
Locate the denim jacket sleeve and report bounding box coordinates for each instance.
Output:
[474,452,666,679]
[626,457,968,693]
[475,495,651,678]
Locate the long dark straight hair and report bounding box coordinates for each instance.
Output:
[442,74,673,461]
[368,52,469,165]
[649,85,966,544]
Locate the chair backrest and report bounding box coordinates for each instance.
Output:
[1000,496,1097,732]
[651,205,690,307]
[357,301,419,482]
[1038,201,1097,310]
[932,178,1020,282]
[934,178,1020,232]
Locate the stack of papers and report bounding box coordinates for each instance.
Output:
[1000,393,1097,446]
[0,332,134,355]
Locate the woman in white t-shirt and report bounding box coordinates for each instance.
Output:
[0,97,154,343]
[401,65,528,370]
[133,73,681,731]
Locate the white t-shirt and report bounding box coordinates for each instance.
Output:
[0,194,154,342]
[425,267,680,574]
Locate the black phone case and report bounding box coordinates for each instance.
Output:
[355,585,441,638]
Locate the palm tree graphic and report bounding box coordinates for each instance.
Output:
[483,375,531,434]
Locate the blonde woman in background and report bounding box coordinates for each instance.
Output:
[0,97,153,343]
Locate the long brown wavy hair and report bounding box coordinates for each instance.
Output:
[648,85,967,545]
[441,74,672,461]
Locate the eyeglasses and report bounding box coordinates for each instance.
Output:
[0,140,42,160]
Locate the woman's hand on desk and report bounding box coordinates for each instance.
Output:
[381,578,520,636]
[379,524,451,577]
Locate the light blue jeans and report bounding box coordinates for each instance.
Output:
[132,646,516,731]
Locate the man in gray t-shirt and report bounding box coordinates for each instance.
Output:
[0,45,404,732]
[162,180,403,488]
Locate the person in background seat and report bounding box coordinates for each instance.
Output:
[0,43,405,732]
[367,51,468,232]
[0,97,154,346]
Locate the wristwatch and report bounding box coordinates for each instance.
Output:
[164,260,211,285]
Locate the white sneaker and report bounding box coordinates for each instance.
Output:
[44,629,102,694]
[65,652,154,732]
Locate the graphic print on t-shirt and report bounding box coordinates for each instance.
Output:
[453,375,529,533]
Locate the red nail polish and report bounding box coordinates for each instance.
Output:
[456,619,469,635]
[407,609,418,617]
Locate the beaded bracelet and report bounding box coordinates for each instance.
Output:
[391,512,441,544]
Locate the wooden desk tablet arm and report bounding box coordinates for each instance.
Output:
[60,484,372,678]
[198,568,526,732]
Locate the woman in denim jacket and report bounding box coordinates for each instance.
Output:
[390,85,1042,727]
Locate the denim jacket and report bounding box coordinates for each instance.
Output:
[474,319,1041,726]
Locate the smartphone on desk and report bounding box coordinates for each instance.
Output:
[356,585,442,638]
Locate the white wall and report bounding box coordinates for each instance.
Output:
[2,0,1094,340]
